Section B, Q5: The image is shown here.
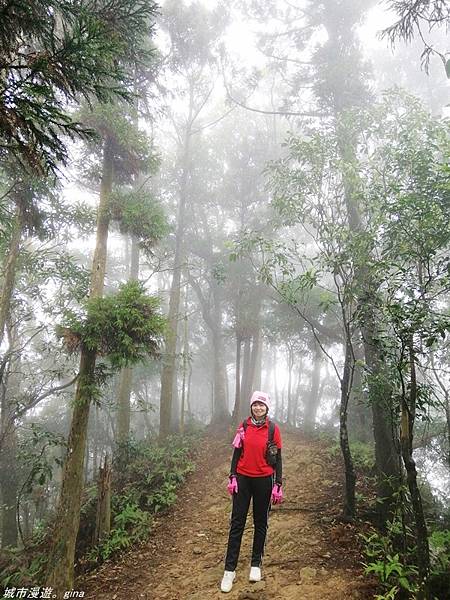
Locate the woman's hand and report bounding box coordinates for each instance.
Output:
[271,483,283,504]
[227,475,238,495]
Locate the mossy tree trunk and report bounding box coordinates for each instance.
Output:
[45,137,114,593]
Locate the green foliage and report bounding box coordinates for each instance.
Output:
[429,529,450,571]
[0,551,47,588]
[110,188,169,251]
[18,425,66,492]
[428,529,450,599]
[59,281,166,369]
[0,0,158,173]
[329,440,375,470]
[89,503,152,562]
[113,434,196,514]
[77,101,160,183]
[361,526,418,597]
[85,434,197,566]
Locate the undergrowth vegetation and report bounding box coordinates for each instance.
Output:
[0,432,199,587]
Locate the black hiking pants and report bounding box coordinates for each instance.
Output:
[224,474,273,571]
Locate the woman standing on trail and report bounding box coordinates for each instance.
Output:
[220,390,283,593]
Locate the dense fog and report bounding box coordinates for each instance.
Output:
[1,1,449,597]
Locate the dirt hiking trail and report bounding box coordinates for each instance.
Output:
[83,431,376,599]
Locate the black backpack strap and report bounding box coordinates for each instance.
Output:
[268,420,275,442]
[242,420,248,431]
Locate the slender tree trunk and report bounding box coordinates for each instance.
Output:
[93,456,111,546]
[304,344,322,432]
[445,393,450,469]
[92,405,99,480]
[45,136,114,592]
[318,2,401,527]
[273,347,279,420]
[0,418,18,547]
[0,325,21,547]
[116,235,140,450]
[292,368,302,427]
[84,438,90,485]
[362,319,401,525]
[247,323,261,398]
[159,132,190,439]
[339,126,400,525]
[211,328,228,423]
[0,201,24,350]
[340,336,356,520]
[239,338,251,421]
[287,345,294,426]
[232,335,242,426]
[180,283,189,433]
[400,343,430,599]
[253,332,263,391]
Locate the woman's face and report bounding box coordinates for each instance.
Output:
[251,401,267,419]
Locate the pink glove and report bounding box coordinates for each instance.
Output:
[232,427,245,448]
[271,483,283,504]
[227,475,238,495]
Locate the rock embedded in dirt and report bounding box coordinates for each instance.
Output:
[193,546,203,555]
[300,566,317,580]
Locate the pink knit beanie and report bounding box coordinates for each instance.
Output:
[250,390,270,412]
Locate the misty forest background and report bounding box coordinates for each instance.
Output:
[1,1,450,598]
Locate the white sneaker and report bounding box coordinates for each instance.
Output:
[249,566,261,582]
[220,570,236,593]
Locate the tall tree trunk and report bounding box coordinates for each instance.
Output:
[286,345,294,426]
[239,337,251,421]
[318,0,401,528]
[246,330,260,399]
[180,283,189,433]
[445,393,450,469]
[212,330,228,422]
[339,127,400,525]
[340,336,356,520]
[292,367,302,427]
[273,347,279,420]
[190,273,228,423]
[211,283,228,422]
[116,234,140,450]
[253,332,263,391]
[0,411,18,548]
[92,405,99,480]
[400,342,430,599]
[159,131,190,439]
[0,201,24,350]
[362,319,401,525]
[45,136,114,592]
[0,325,21,547]
[304,343,322,432]
[232,335,242,426]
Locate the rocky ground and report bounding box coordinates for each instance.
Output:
[82,430,377,599]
